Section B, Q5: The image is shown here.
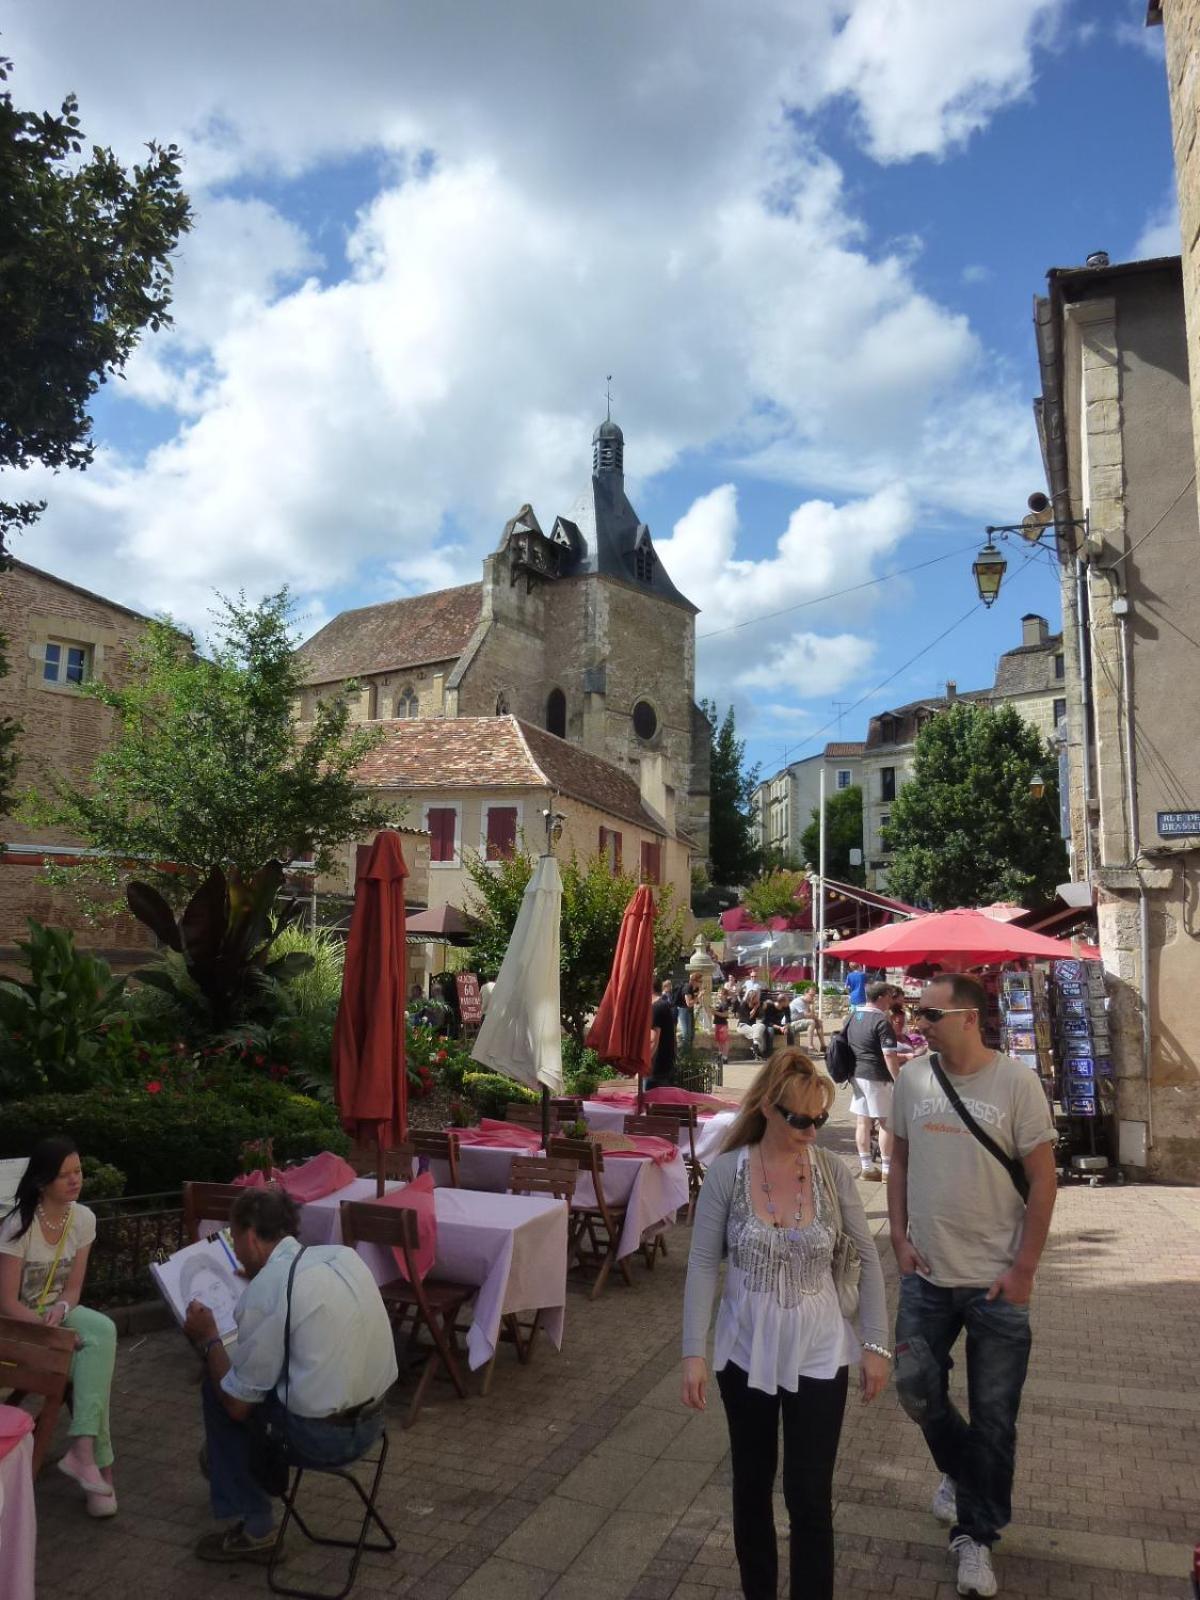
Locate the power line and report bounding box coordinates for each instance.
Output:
[696,540,982,641]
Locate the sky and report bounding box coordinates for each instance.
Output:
[2,0,1177,777]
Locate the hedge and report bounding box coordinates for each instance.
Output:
[0,1086,348,1195]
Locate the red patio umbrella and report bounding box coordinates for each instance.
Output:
[332,831,409,1195]
[830,907,1099,968]
[586,885,657,1108]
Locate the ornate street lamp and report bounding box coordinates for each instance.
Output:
[1029,772,1046,801]
[972,538,1007,607]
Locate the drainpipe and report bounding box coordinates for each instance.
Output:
[1075,558,1095,886]
[1115,599,1153,1156]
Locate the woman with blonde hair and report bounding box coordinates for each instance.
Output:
[681,1048,890,1600]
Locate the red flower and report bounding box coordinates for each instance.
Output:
[253,1054,265,1067]
[145,1080,163,1095]
[435,1049,448,1062]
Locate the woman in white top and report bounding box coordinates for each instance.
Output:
[0,1136,118,1518]
[681,1049,890,1600]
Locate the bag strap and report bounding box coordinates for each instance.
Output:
[279,1244,306,1416]
[928,1053,1029,1204]
[35,1204,73,1315]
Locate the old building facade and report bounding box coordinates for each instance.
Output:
[1034,253,1200,1181]
[297,417,711,861]
[752,743,865,864]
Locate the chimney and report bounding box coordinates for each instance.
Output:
[1021,613,1048,648]
[945,680,957,701]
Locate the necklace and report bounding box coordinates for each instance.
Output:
[759,1147,810,1228]
[37,1203,70,1236]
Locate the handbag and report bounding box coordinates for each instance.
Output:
[247,1245,305,1496]
[813,1149,861,1319]
[927,1052,1029,1204]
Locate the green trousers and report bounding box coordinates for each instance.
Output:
[63,1305,117,1468]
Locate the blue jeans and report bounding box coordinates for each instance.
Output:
[201,1378,384,1538]
[894,1274,1032,1548]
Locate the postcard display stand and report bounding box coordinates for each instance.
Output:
[1050,959,1113,1121]
[997,970,1055,1097]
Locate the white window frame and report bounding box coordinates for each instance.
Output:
[480,800,523,865]
[836,769,852,790]
[421,801,462,868]
[42,638,90,687]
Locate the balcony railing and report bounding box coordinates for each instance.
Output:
[88,1191,186,1307]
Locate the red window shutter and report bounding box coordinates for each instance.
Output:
[598,826,608,858]
[486,807,518,860]
[612,831,622,872]
[599,828,622,872]
[428,808,456,862]
[640,840,661,883]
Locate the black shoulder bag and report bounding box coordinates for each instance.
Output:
[248,1245,305,1496]
[928,1053,1029,1204]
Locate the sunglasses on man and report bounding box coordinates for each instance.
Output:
[912,1006,976,1023]
[774,1105,829,1131]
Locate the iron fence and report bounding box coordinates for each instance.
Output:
[88,1191,186,1306]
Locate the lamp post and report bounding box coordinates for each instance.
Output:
[972,538,1007,608]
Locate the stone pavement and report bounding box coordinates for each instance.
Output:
[31,1090,1200,1600]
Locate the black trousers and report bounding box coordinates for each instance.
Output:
[716,1361,849,1600]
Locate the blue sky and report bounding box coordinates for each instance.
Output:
[3,1,1176,777]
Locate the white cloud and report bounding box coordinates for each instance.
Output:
[1132,188,1181,260]
[962,264,993,284]
[1,0,1062,635]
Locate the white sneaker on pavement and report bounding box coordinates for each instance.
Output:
[950,1534,997,1597]
[857,1164,883,1182]
[931,1474,957,1524]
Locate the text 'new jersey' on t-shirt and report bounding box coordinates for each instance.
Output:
[890,1053,1055,1288]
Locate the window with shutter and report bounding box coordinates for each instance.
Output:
[639,840,661,884]
[485,806,518,860]
[427,807,457,863]
[599,827,623,872]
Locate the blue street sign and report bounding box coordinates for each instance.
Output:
[1158,811,1200,838]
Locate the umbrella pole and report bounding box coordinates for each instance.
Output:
[376,1135,386,1200]
[541,1084,551,1149]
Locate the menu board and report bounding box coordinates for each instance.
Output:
[456,972,484,1027]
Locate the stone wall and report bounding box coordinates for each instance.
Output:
[1158,0,1200,505]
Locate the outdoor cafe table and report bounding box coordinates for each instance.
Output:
[433,1135,690,1265]
[580,1099,737,1164]
[296,1176,568,1371]
[0,1405,36,1600]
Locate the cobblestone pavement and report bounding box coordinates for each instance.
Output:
[32,1089,1200,1599]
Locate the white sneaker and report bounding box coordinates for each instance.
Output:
[931,1474,957,1524]
[950,1534,997,1597]
[858,1165,882,1182]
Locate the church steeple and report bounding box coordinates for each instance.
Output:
[592,416,624,476]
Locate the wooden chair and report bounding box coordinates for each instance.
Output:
[340,1201,475,1429]
[546,1137,632,1299]
[348,1142,415,1185]
[621,1114,682,1142]
[549,1096,584,1121]
[507,1157,578,1201]
[636,1103,705,1221]
[410,1131,461,1188]
[181,1181,244,1244]
[0,1316,77,1476]
[504,1104,555,1131]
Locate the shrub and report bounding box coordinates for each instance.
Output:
[560,1036,619,1099]
[0,921,128,1097]
[0,1084,346,1195]
[462,1072,536,1120]
[80,1159,126,1202]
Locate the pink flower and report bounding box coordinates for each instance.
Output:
[145,1080,163,1095]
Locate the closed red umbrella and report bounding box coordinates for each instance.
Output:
[586,886,657,1092]
[830,906,1098,968]
[332,832,409,1191]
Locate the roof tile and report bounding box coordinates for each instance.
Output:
[297,584,481,684]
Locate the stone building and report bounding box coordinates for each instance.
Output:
[0,561,157,964]
[1034,252,1200,1181]
[297,415,711,859]
[752,743,865,864]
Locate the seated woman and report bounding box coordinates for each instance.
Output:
[681,1048,890,1600]
[0,1135,118,1518]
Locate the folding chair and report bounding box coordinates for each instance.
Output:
[267,1430,395,1600]
[410,1131,461,1188]
[635,1103,705,1221]
[181,1181,244,1244]
[504,1104,556,1131]
[0,1316,77,1477]
[492,1157,579,1375]
[339,1201,474,1429]
[546,1137,632,1299]
[347,1142,414,1185]
[548,1096,584,1121]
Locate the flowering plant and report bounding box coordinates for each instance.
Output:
[239,1136,276,1176]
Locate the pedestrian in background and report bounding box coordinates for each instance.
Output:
[845,981,902,1181]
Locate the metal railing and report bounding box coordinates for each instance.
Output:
[88,1191,185,1306]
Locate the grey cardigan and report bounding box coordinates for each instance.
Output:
[682,1145,889,1359]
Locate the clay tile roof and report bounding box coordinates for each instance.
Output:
[296,584,482,685]
[353,716,667,836]
[823,742,865,757]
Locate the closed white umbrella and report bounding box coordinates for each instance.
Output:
[470,854,564,1096]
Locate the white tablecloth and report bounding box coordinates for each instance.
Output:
[0,1430,36,1600]
[299,1178,569,1371]
[694,1111,737,1164]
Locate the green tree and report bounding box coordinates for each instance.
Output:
[883,702,1067,909]
[0,54,191,552]
[23,590,395,913]
[463,849,687,1043]
[701,699,760,888]
[800,784,865,887]
[743,868,810,925]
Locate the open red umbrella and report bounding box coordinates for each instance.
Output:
[332,831,409,1194]
[586,885,657,1107]
[830,906,1099,968]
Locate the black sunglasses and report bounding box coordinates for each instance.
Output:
[912,1006,975,1024]
[774,1105,829,1131]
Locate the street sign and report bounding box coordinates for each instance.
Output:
[1157,811,1200,838]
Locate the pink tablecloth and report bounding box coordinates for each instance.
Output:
[298,1178,568,1371]
[0,1423,35,1600]
[582,1100,735,1163]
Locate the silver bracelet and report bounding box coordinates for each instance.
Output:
[861,1341,893,1361]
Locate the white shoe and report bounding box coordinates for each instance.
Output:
[950,1534,997,1597]
[931,1474,957,1524]
[857,1165,882,1182]
[86,1488,118,1519]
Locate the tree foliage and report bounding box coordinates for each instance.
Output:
[701,699,760,888]
[742,869,811,925]
[800,784,865,887]
[0,54,192,551]
[463,850,687,1043]
[883,703,1067,909]
[23,590,395,912]
[0,619,20,837]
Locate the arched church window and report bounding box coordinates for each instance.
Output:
[546,688,566,739]
[396,686,418,719]
[632,699,658,741]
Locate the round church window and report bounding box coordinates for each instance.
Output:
[632,700,658,741]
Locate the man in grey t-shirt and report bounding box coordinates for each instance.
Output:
[887,973,1057,1600]
[845,981,902,1182]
